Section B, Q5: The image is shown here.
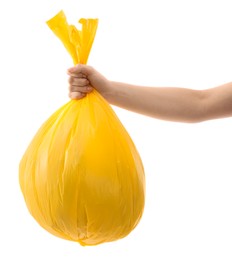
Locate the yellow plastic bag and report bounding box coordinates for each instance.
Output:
[19,10,145,246]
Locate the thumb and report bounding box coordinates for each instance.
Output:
[67,64,93,76]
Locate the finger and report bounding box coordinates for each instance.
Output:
[68,76,89,85]
[67,64,93,76]
[69,91,86,100]
[67,72,87,78]
[69,86,93,93]
[71,78,89,86]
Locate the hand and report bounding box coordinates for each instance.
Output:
[67,64,110,100]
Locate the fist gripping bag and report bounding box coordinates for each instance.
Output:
[19,10,145,246]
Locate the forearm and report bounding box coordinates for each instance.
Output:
[104,81,208,123]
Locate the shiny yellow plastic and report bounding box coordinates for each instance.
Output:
[19,10,145,246]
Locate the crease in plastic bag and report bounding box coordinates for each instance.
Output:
[19,10,145,246]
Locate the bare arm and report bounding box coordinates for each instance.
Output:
[105,81,232,123]
[68,65,232,123]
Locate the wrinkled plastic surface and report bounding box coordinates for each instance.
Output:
[19,10,145,246]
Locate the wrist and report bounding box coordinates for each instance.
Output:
[101,81,117,102]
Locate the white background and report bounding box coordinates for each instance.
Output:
[1,0,232,259]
